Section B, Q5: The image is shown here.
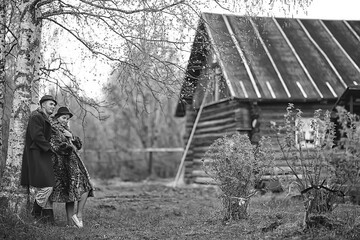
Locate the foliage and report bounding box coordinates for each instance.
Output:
[271,104,360,227]
[203,132,275,220]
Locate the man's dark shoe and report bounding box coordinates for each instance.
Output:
[31,200,42,219]
[41,209,55,225]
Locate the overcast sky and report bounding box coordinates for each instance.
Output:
[307,0,360,20]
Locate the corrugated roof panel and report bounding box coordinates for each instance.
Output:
[300,20,354,94]
[299,20,347,93]
[203,13,257,98]
[228,16,288,99]
[324,21,360,77]
[249,18,291,98]
[222,15,261,98]
[252,17,312,99]
[276,18,337,99]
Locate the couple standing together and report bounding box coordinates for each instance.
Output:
[20,95,94,228]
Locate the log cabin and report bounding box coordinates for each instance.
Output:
[175,12,360,184]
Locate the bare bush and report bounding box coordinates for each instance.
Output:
[202,132,275,221]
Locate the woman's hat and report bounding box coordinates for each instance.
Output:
[54,106,73,118]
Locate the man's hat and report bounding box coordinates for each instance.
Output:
[39,95,57,106]
[54,106,73,118]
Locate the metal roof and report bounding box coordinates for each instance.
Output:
[176,13,360,116]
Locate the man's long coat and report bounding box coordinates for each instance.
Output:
[20,109,55,188]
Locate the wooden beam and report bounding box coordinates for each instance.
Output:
[197,116,235,127]
[172,81,211,187]
[195,124,237,134]
[130,148,184,152]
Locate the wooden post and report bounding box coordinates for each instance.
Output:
[172,83,210,187]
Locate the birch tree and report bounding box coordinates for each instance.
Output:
[0,0,43,212]
[0,0,6,177]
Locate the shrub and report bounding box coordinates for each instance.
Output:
[202,132,275,221]
[271,104,360,228]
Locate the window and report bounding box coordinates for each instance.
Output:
[295,118,324,149]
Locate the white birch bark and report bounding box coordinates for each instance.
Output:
[0,0,42,213]
[0,0,6,178]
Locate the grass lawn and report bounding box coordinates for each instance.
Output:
[2,179,360,240]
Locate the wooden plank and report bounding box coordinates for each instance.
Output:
[195,124,237,134]
[192,170,208,177]
[193,176,216,184]
[200,99,239,114]
[199,112,235,124]
[130,148,184,152]
[196,117,235,128]
[192,140,220,147]
[192,132,228,139]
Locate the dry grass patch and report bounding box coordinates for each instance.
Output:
[1,180,360,239]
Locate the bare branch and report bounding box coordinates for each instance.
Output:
[79,0,185,14]
[43,17,139,69]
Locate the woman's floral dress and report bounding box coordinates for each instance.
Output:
[49,120,94,203]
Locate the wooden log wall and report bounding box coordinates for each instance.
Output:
[184,99,251,184]
[183,100,338,184]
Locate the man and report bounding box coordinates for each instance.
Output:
[20,95,57,224]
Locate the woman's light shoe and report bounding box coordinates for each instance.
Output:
[78,218,84,228]
[71,215,83,228]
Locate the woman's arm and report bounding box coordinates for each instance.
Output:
[50,129,73,155]
[71,136,82,150]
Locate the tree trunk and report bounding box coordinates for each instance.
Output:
[0,0,42,213]
[0,0,6,178]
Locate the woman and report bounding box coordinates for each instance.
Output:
[49,106,94,228]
